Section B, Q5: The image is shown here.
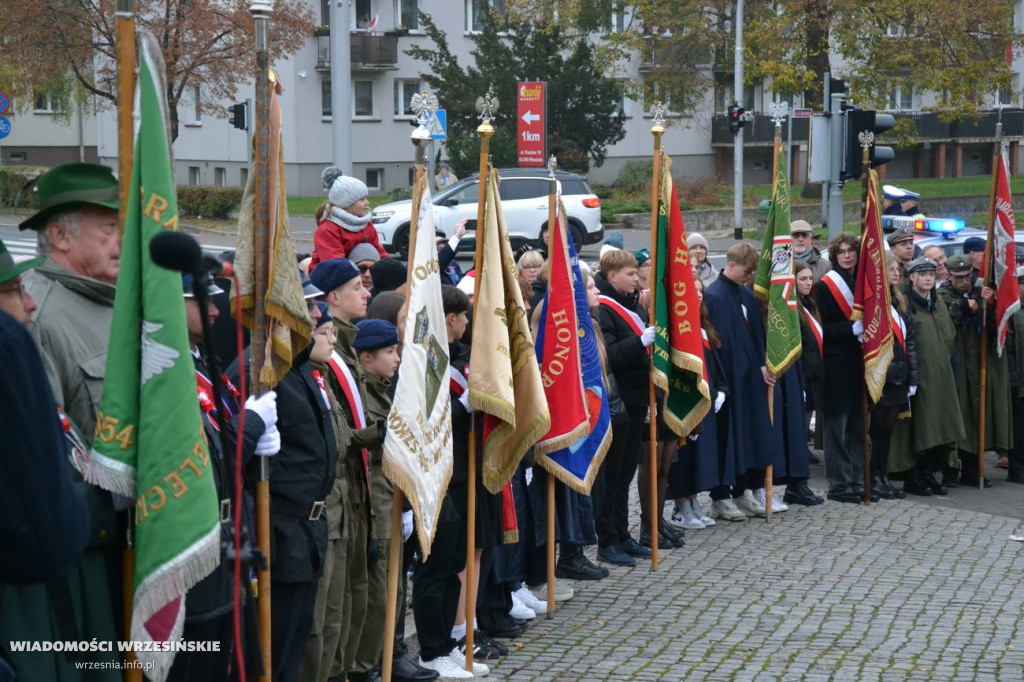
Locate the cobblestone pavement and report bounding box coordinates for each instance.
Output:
[436,455,1024,681]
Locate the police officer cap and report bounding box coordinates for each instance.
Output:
[182,272,224,298]
[887,227,914,246]
[882,185,906,201]
[945,254,973,275]
[310,257,360,293]
[963,237,987,254]
[898,187,920,201]
[353,319,399,351]
[906,257,937,274]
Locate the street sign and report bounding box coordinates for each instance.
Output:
[0,92,9,115]
[517,81,546,167]
[429,108,447,140]
[0,116,10,140]
[793,108,813,119]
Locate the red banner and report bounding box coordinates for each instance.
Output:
[853,169,894,403]
[991,149,1020,356]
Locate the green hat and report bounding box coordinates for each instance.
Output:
[0,238,44,285]
[887,227,914,246]
[906,257,937,274]
[19,163,120,231]
[633,248,651,265]
[945,254,973,275]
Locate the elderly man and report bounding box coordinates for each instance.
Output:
[963,236,986,278]
[790,220,830,281]
[921,245,949,287]
[9,163,124,680]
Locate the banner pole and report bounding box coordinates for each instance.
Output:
[764,132,783,524]
[381,489,405,682]
[979,138,1001,489]
[860,143,872,506]
[546,156,558,614]
[465,96,496,671]
[648,111,664,571]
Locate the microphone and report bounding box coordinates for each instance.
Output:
[150,231,221,275]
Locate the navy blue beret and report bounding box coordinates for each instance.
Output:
[314,301,333,328]
[963,237,986,254]
[310,257,360,293]
[353,318,399,351]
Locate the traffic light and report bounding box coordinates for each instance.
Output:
[842,109,895,180]
[228,102,248,131]
[728,103,745,136]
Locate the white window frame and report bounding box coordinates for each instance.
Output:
[188,166,201,186]
[395,0,420,31]
[353,79,376,119]
[184,84,202,126]
[465,0,507,34]
[33,93,54,114]
[321,77,333,120]
[394,79,423,119]
[602,3,626,35]
[214,167,226,187]
[353,0,375,30]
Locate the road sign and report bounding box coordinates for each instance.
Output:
[0,116,10,140]
[429,108,447,140]
[517,81,546,167]
[793,108,813,119]
[0,92,9,115]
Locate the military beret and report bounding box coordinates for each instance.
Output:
[310,257,360,293]
[353,318,399,351]
[906,257,937,274]
[887,227,914,246]
[633,248,651,265]
[963,237,987,254]
[945,254,973,275]
[314,301,333,328]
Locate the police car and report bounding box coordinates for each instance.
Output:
[881,214,1024,259]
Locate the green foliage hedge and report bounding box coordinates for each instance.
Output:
[176,186,243,219]
[0,167,41,208]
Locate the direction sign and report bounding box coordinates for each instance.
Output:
[517,81,546,167]
[0,92,9,115]
[0,116,10,140]
[429,108,447,140]
[793,108,813,119]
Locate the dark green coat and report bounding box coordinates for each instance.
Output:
[937,281,1013,454]
[890,288,965,473]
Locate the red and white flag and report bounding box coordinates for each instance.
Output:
[990,148,1020,356]
[366,12,379,34]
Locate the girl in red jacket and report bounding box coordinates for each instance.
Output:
[310,167,388,272]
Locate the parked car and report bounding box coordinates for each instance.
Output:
[370,168,603,258]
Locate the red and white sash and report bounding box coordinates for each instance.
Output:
[801,305,823,358]
[821,270,854,321]
[599,294,645,336]
[328,350,370,490]
[449,364,469,396]
[890,305,907,355]
[312,369,332,410]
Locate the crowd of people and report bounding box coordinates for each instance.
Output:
[4,163,1024,682]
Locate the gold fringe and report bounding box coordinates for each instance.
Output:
[468,388,516,429]
[481,412,552,495]
[503,529,519,545]
[533,418,590,457]
[381,445,454,562]
[767,343,802,378]
[863,338,895,404]
[535,423,613,496]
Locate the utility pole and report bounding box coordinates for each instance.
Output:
[733,0,744,240]
[330,0,353,174]
[829,91,845,239]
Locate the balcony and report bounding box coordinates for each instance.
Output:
[316,33,399,71]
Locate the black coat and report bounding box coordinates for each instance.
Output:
[879,297,919,407]
[594,272,649,412]
[438,243,463,286]
[813,266,863,414]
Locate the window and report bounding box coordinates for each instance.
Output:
[184,84,202,125]
[603,3,626,34]
[366,168,383,190]
[394,79,422,117]
[466,0,506,32]
[354,0,373,29]
[396,0,419,30]
[240,167,249,186]
[10,152,26,163]
[499,179,548,201]
[886,85,912,111]
[354,80,374,117]
[188,167,201,186]
[33,92,53,114]
[321,0,330,25]
[322,78,332,118]
[214,167,226,186]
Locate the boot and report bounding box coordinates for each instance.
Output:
[903,465,932,497]
[555,544,606,581]
[870,473,894,500]
[883,476,906,499]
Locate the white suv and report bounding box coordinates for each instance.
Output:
[370,169,604,258]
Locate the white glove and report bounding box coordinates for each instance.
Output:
[851,320,864,337]
[713,391,726,414]
[525,466,533,486]
[640,325,656,348]
[402,510,414,542]
[687,433,699,442]
[245,391,278,430]
[908,385,918,397]
[458,392,474,413]
[857,333,865,343]
[254,424,281,457]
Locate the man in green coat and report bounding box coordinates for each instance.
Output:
[1004,267,1024,485]
[937,254,1010,487]
[1,163,124,680]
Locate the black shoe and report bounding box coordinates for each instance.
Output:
[883,476,906,499]
[1007,475,1024,484]
[480,620,526,640]
[903,472,933,497]
[809,453,821,464]
[392,653,439,681]
[639,529,672,550]
[457,633,506,661]
[620,537,653,558]
[474,631,509,657]
[826,490,863,504]
[941,470,959,488]
[348,668,382,682]
[660,525,685,548]
[556,550,607,580]
[579,552,609,577]
[870,475,895,500]
[960,474,992,488]
[597,545,636,566]
[784,480,824,506]
[923,471,947,496]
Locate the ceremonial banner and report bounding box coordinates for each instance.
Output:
[232,71,311,385]
[652,157,710,436]
[382,174,453,557]
[533,198,589,456]
[990,149,1020,356]
[535,201,612,493]
[853,169,894,402]
[470,168,551,493]
[753,141,802,376]
[86,33,219,681]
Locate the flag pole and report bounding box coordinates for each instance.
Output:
[115,3,140,679]
[466,91,497,671]
[648,104,665,570]
[979,118,1003,489]
[382,98,434,682]
[545,154,558,615]
[249,3,274,678]
[859,136,873,506]
[764,121,784,524]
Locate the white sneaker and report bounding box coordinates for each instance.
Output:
[669,504,687,529]
[680,500,706,530]
[509,592,536,620]
[513,584,547,614]
[692,498,715,526]
[711,498,747,522]
[738,490,766,517]
[770,493,788,513]
[532,580,574,602]
[449,645,490,676]
[419,653,474,679]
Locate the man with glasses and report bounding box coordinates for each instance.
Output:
[921,245,949,287]
[938,254,1009,487]
[790,220,830,281]
[349,242,381,292]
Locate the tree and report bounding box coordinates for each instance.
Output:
[0,0,313,141]
[405,11,626,176]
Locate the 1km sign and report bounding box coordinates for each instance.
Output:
[517,81,546,167]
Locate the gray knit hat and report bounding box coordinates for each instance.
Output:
[687,232,709,250]
[329,175,369,209]
[348,242,381,264]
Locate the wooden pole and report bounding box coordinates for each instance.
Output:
[860,145,872,506]
[647,120,664,570]
[764,135,782,524]
[979,142,1001,489]
[381,489,405,682]
[465,110,494,672]
[250,7,273,678]
[545,158,557,615]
